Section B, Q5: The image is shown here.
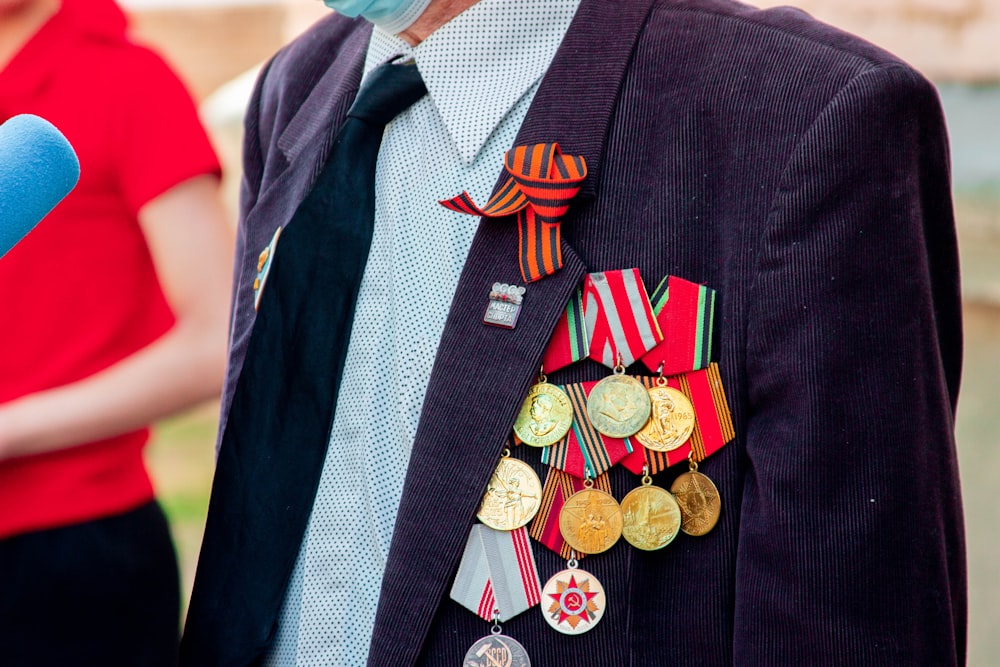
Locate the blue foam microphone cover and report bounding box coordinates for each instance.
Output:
[0,114,81,257]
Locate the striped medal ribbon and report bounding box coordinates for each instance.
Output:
[450,524,542,622]
[620,363,735,475]
[541,381,633,479]
[640,275,716,376]
[528,469,613,560]
[440,143,586,283]
[540,289,588,374]
[583,269,662,368]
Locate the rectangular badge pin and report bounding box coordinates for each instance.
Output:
[483,282,526,329]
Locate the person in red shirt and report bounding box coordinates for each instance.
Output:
[0,0,233,663]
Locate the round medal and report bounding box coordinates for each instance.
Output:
[558,487,622,555]
[513,382,574,447]
[670,470,721,536]
[634,386,695,452]
[620,483,682,550]
[541,566,606,635]
[586,374,651,438]
[462,633,531,667]
[477,457,543,531]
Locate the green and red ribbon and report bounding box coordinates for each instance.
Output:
[640,276,716,376]
[541,289,588,374]
[440,143,587,283]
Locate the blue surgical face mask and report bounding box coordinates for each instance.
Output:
[323,0,432,34]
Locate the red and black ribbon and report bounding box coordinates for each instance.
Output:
[440,143,587,283]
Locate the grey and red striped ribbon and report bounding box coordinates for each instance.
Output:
[582,269,662,368]
[449,524,542,622]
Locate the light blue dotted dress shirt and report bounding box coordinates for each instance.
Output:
[264,0,580,663]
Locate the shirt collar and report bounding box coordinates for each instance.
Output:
[364,0,581,164]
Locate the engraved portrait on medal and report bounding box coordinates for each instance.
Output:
[635,386,695,452]
[513,383,573,447]
[586,375,651,438]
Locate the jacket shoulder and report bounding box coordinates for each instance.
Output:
[648,0,916,75]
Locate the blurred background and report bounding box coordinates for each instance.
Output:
[119,0,999,662]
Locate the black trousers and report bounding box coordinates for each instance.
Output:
[0,501,180,666]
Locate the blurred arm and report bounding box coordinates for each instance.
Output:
[0,174,234,460]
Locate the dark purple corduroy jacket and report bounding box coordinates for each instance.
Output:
[181,0,966,664]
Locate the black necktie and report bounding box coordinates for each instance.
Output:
[182,61,427,661]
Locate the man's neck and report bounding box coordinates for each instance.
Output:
[398,0,479,46]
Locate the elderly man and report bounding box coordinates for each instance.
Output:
[181,0,966,664]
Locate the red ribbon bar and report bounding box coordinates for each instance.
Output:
[640,276,716,376]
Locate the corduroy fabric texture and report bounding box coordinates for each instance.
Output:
[182,0,965,665]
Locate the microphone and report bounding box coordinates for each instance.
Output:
[0,114,81,258]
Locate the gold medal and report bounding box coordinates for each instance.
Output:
[670,459,721,536]
[558,482,622,555]
[541,562,606,635]
[477,453,542,531]
[634,384,695,452]
[513,380,574,447]
[586,372,651,438]
[621,473,681,551]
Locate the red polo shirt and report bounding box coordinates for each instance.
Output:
[0,0,221,538]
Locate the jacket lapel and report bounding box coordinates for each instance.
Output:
[366,0,656,662]
[183,27,375,666]
[241,26,371,248]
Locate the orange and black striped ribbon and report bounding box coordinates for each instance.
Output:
[620,363,735,475]
[541,382,633,479]
[529,468,613,560]
[440,143,587,283]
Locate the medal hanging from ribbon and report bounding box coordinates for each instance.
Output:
[671,454,723,537]
[640,276,716,376]
[440,143,587,283]
[476,450,544,532]
[621,363,735,475]
[540,381,633,479]
[620,465,683,552]
[462,612,533,667]
[529,469,613,560]
[512,371,574,448]
[450,524,542,622]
